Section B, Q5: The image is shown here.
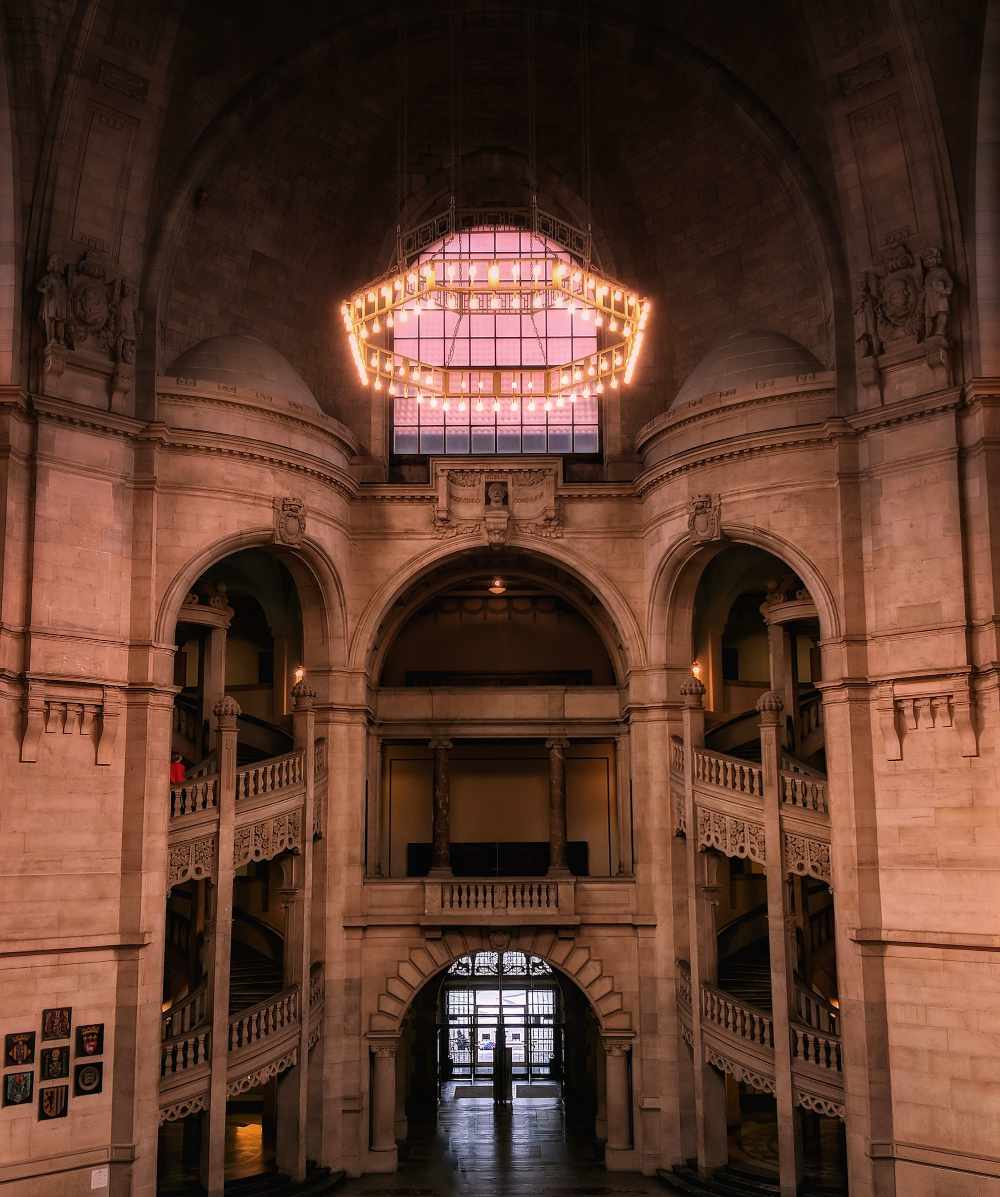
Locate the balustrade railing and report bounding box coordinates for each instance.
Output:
[693,749,763,798]
[161,982,209,1041]
[791,1024,843,1073]
[235,750,305,803]
[781,770,829,816]
[170,774,219,819]
[794,987,839,1036]
[161,1028,210,1079]
[701,983,774,1049]
[439,880,560,913]
[670,736,684,778]
[228,986,299,1053]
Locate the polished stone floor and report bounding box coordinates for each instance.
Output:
[336,1087,660,1196]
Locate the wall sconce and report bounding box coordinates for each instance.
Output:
[691,660,703,680]
[293,666,305,684]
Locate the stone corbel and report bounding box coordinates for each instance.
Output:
[875,682,901,761]
[20,681,47,762]
[96,686,123,766]
[951,682,978,758]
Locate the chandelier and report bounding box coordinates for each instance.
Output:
[341,206,649,412]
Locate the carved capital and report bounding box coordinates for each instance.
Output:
[680,677,705,708]
[756,689,784,724]
[213,694,241,726]
[291,680,317,709]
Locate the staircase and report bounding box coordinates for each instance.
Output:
[660,1164,846,1196]
[717,947,772,1012]
[229,942,285,1014]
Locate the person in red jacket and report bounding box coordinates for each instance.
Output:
[169,752,187,785]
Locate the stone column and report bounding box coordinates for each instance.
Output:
[428,738,453,876]
[758,691,804,1196]
[204,696,240,1197]
[370,1040,399,1166]
[202,626,228,753]
[681,677,728,1177]
[603,1038,632,1161]
[765,620,796,750]
[546,737,571,876]
[271,633,290,721]
[274,681,317,1181]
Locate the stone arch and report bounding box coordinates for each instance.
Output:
[348,535,647,684]
[647,522,842,669]
[369,928,632,1036]
[155,528,349,672]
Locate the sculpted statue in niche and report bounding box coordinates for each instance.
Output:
[920,247,953,343]
[853,272,882,359]
[37,255,68,347]
[860,240,956,353]
[486,481,509,508]
[35,251,140,363]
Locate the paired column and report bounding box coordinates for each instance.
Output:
[546,737,571,876]
[680,678,728,1177]
[428,738,453,876]
[204,696,240,1197]
[758,691,804,1196]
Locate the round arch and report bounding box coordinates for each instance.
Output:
[138,7,848,414]
[646,523,842,669]
[369,928,632,1037]
[348,536,647,683]
[154,528,349,672]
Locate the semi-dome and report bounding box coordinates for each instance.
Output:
[166,335,321,412]
[671,330,821,409]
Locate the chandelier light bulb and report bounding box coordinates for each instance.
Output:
[610,376,619,389]
[468,264,477,280]
[488,263,500,286]
[492,399,500,413]
[544,399,553,412]
[429,397,438,408]
[386,313,394,328]
[573,367,583,382]
[488,576,507,595]
[374,378,383,391]
[458,399,467,411]
[527,399,536,411]
[511,399,519,411]
[556,396,564,408]
[511,262,520,280]
[475,398,484,412]
[399,309,408,323]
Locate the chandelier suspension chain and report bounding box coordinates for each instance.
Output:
[395,1,408,270]
[579,0,593,266]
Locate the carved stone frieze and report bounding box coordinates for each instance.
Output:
[703,1043,775,1096]
[697,807,766,865]
[431,460,562,541]
[233,810,303,870]
[226,1048,297,1097]
[273,496,306,545]
[687,493,722,543]
[783,832,831,884]
[307,1022,322,1051]
[673,788,687,837]
[795,1089,846,1121]
[876,678,978,760]
[159,1093,208,1125]
[168,835,216,890]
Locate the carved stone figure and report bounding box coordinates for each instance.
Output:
[853,272,882,358]
[486,481,508,508]
[114,278,139,363]
[920,247,953,342]
[37,255,68,347]
[877,242,921,340]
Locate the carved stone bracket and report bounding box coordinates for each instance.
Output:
[159,1093,208,1125]
[783,832,831,884]
[20,680,123,765]
[876,678,978,760]
[168,835,216,890]
[233,810,303,870]
[697,808,766,865]
[226,1048,298,1097]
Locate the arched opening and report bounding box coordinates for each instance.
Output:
[671,543,847,1194]
[158,547,326,1193]
[368,549,630,881]
[390,950,606,1186]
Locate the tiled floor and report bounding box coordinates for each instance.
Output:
[336,1087,661,1196]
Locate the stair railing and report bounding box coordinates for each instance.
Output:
[161,981,209,1041]
[228,985,299,1052]
[160,1027,211,1078]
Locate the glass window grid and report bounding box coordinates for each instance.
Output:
[391,227,601,457]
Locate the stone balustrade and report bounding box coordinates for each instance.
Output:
[440,879,561,913]
[701,982,775,1049]
[228,986,299,1053]
[794,986,839,1036]
[161,1027,211,1079]
[791,1024,843,1074]
[693,748,763,798]
[781,770,829,816]
[161,982,209,1041]
[235,749,305,803]
[170,774,219,819]
[670,735,684,779]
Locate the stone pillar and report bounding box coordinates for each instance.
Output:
[428,738,453,876]
[272,633,290,721]
[603,1038,632,1161]
[274,681,317,1182]
[370,1040,399,1166]
[758,691,804,1196]
[202,626,228,753]
[546,737,571,876]
[681,677,728,1177]
[204,696,240,1197]
[765,621,797,750]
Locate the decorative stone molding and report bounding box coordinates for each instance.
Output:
[168,835,216,890]
[697,809,767,865]
[431,459,562,542]
[680,676,705,707]
[291,680,316,708]
[226,1048,297,1096]
[703,1043,775,1097]
[680,1022,694,1049]
[273,495,307,546]
[213,694,241,724]
[159,1093,208,1125]
[20,680,123,765]
[233,810,303,870]
[306,1022,322,1051]
[687,493,722,543]
[795,1089,846,1121]
[672,787,687,836]
[756,689,784,720]
[783,832,831,884]
[876,678,978,760]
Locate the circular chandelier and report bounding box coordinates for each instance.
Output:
[341,206,649,413]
